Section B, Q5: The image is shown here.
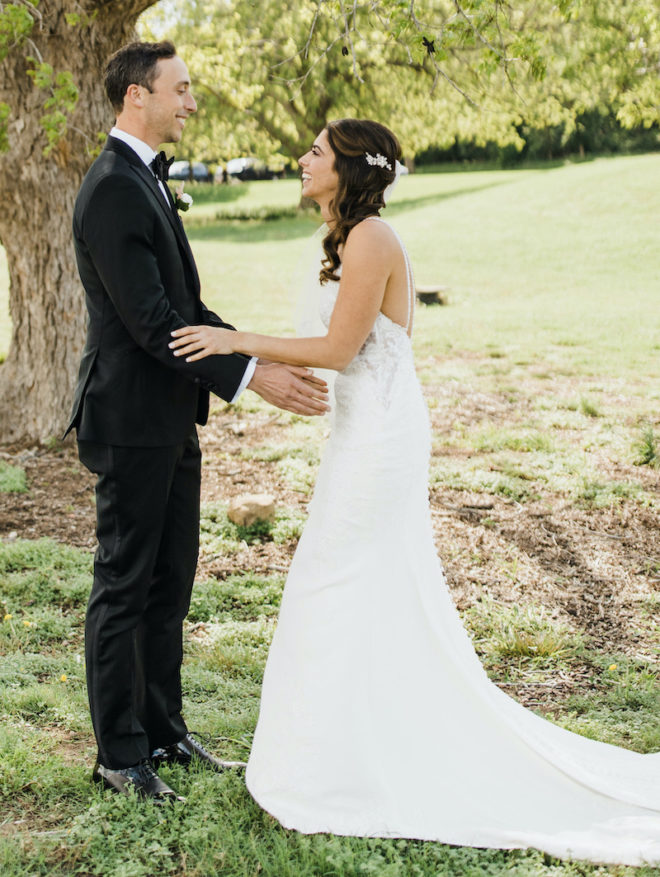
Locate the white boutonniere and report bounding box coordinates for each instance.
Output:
[174,183,193,212]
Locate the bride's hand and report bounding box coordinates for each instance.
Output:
[169,325,236,361]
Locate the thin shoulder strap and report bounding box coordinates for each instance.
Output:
[363,216,415,333]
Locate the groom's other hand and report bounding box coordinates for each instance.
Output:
[248,363,329,416]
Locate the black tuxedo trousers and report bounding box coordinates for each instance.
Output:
[79,435,201,768]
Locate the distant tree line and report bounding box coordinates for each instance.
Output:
[416,111,660,167]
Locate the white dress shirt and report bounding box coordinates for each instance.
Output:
[110,126,170,204]
[107,127,256,401]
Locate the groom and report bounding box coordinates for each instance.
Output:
[65,40,327,802]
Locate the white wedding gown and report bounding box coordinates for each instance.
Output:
[246,219,660,866]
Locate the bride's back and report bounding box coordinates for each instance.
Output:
[347,216,415,337]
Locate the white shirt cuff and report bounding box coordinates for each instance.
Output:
[230,357,257,402]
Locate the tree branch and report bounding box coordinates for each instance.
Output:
[85,0,157,17]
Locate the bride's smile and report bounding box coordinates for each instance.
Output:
[298,129,338,217]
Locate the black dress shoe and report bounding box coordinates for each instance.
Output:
[152,733,246,773]
[92,759,185,803]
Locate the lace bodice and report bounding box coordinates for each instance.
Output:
[318,218,417,415]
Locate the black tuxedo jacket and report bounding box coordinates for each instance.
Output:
[65,136,250,446]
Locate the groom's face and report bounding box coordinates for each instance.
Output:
[142,55,197,147]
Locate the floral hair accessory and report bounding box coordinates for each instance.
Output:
[365,152,392,171]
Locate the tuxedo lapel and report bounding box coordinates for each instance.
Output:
[103,137,201,295]
[130,162,201,295]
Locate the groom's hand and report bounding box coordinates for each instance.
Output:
[248,363,329,416]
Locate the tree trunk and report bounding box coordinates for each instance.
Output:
[0,0,157,443]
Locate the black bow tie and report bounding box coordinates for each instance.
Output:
[151,151,174,182]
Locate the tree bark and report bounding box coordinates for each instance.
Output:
[0,0,157,443]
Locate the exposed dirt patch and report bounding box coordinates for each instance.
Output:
[0,444,96,549]
[1,375,658,718]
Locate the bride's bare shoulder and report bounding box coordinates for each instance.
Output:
[344,217,397,259]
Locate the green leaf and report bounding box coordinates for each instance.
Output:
[0,3,36,61]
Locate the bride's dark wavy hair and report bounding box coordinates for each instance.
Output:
[320,118,401,285]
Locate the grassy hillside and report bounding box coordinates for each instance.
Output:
[2,154,660,375]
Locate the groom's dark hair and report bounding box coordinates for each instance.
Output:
[105,41,177,113]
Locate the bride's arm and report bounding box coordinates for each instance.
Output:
[170,222,393,371]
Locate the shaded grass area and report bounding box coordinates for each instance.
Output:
[1,539,658,876]
[199,502,306,554]
[635,424,660,468]
[464,600,660,754]
[0,461,27,493]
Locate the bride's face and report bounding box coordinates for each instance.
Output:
[299,129,339,205]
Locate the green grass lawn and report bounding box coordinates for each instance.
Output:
[1,538,658,877]
[183,154,660,379]
[2,155,660,374]
[1,156,659,875]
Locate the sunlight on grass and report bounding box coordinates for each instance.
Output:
[2,156,660,378]
[184,155,660,382]
[470,427,555,454]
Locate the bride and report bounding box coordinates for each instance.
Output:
[170,118,660,866]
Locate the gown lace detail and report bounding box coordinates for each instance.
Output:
[246,220,660,866]
[320,273,411,417]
